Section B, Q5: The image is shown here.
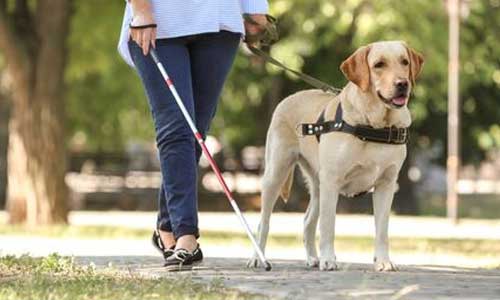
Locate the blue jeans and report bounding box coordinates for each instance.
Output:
[128,31,241,239]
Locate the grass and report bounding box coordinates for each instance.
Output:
[205,231,500,259]
[2,224,500,259]
[0,254,263,300]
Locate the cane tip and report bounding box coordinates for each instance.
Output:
[265,262,272,271]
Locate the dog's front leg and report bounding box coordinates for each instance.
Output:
[318,172,340,271]
[373,179,398,272]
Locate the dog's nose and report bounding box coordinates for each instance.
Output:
[395,80,409,92]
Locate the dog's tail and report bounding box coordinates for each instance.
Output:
[280,169,294,203]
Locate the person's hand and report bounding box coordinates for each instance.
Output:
[244,14,268,46]
[129,0,156,55]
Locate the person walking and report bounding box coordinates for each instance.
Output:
[118,0,269,270]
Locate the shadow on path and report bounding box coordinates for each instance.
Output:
[75,256,500,300]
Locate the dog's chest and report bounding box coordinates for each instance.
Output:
[333,144,406,197]
[339,163,380,197]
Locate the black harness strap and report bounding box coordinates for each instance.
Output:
[301,103,409,144]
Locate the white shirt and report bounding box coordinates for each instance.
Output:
[118,0,269,66]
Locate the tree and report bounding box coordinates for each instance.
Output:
[65,0,152,153]
[0,0,71,224]
[0,90,8,209]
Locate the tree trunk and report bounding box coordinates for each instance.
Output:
[0,92,9,209]
[0,0,70,225]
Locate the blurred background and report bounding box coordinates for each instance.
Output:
[0,0,499,226]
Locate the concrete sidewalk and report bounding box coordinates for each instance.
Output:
[76,256,500,300]
[2,211,500,299]
[2,211,500,267]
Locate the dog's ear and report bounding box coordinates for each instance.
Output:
[405,46,424,85]
[340,46,371,92]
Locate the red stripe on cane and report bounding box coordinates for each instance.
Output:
[195,132,203,140]
[199,141,233,199]
[166,78,173,86]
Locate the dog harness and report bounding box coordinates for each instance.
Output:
[300,103,409,144]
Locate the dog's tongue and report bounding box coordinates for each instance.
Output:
[392,97,406,106]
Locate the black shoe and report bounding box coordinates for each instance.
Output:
[164,244,203,271]
[151,230,175,260]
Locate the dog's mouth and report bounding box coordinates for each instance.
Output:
[377,91,407,108]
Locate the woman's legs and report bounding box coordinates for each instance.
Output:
[157,185,175,248]
[129,30,241,255]
[189,31,242,162]
[129,39,199,246]
[174,31,241,251]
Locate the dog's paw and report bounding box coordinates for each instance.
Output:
[374,259,397,272]
[306,256,319,268]
[246,257,262,268]
[319,258,338,271]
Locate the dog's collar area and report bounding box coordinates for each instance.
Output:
[300,103,409,144]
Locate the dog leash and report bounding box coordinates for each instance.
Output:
[247,45,342,94]
[243,14,342,95]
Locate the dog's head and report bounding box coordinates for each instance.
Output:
[340,41,424,109]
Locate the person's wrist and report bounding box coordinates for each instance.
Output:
[131,13,155,26]
[130,0,154,24]
[244,14,268,36]
[249,14,268,24]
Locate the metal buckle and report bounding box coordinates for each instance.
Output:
[394,128,407,144]
[400,128,407,143]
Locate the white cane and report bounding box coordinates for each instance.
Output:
[149,48,271,271]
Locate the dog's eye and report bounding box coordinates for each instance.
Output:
[374,61,385,68]
[401,59,409,66]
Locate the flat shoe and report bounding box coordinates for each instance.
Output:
[164,244,203,272]
[151,230,175,260]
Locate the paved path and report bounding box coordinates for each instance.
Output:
[2,235,500,299]
[2,212,500,299]
[2,235,499,268]
[77,256,500,300]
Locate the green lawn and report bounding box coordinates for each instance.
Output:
[0,254,263,300]
[1,224,499,299]
[2,224,500,260]
[204,231,500,260]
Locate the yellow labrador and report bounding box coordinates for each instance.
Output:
[248,41,424,271]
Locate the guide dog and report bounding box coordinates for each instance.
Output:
[248,41,424,271]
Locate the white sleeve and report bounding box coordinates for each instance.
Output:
[240,0,269,14]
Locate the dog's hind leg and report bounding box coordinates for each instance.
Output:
[299,158,320,268]
[247,140,298,268]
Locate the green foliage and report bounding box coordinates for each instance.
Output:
[66,0,153,152]
[64,0,500,163]
[218,0,500,161]
[459,0,500,161]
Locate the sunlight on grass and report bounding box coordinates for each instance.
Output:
[2,224,500,260]
[0,254,263,300]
